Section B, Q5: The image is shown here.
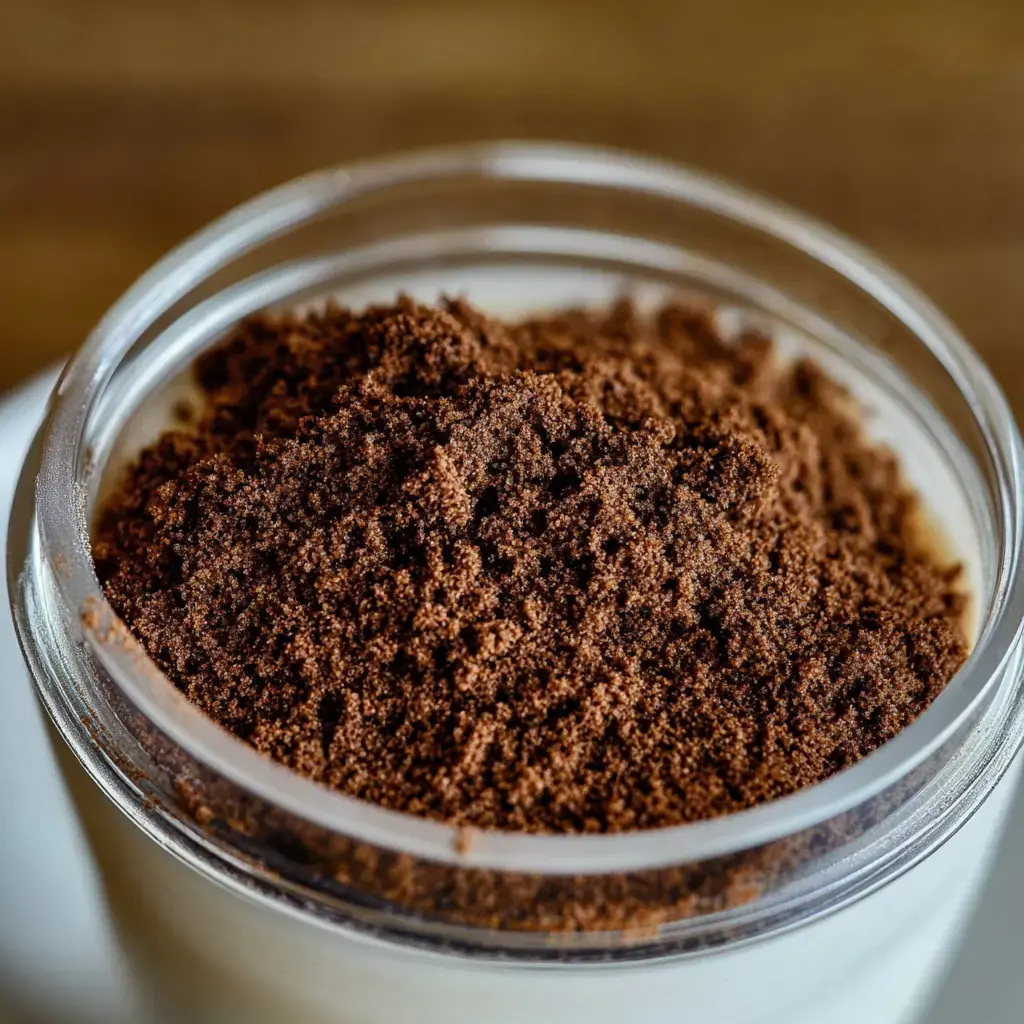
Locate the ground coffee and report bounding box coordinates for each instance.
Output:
[95,298,967,834]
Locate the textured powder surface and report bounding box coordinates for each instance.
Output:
[95,298,967,834]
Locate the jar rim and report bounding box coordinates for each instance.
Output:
[24,140,1024,875]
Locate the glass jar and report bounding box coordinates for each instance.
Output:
[9,142,1024,1024]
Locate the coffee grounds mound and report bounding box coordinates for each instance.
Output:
[95,298,967,834]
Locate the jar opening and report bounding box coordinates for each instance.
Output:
[14,143,1024,953]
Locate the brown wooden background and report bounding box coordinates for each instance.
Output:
[2,0,1023,405]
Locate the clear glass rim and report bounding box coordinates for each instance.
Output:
[30,140,1024,875]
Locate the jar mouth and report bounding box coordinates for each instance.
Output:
[25,141,1024,877]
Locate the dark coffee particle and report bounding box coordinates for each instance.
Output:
[95,297,967,834]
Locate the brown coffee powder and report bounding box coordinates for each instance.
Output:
[95,297,967,834]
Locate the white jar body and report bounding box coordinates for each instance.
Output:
[58,740,1023,1024]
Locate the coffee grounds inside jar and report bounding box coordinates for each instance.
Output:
[94,297,967,834]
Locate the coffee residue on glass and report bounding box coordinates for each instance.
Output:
[94,298,967,834]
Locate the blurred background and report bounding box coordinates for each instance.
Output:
[1,2,1023,1022]
[2,0,1023,401]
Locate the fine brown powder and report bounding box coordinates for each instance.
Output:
[95,297,967,835]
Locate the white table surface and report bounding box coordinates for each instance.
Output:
[0,374,1019,1024]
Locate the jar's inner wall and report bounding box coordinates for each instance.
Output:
[95,248,986,646]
